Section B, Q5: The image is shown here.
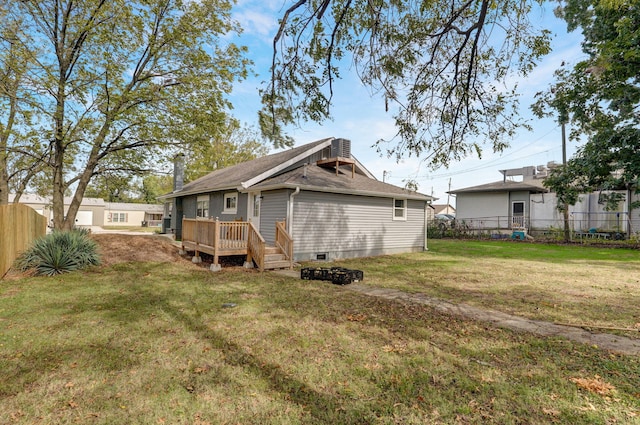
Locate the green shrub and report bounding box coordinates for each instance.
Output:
[15,229,101,276]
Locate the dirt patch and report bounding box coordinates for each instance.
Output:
[91,234,187,267]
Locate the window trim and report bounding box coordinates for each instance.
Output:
[196,195,209,218]
[223,192,238,214]
[109,212,128,223]
[393,198,407,221]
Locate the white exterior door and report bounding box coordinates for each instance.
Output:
[511,201,525,228]
[248,192,261,231]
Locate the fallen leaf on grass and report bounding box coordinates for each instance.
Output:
[68,400,78,409]
[570,375,616,395]
[543,408,560,416]
[10,411,24,420]
[193,365,211,374]
[346,313,367,322]
[382,344,407,353]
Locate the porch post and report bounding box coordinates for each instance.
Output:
[192,218,202,264]
[213,217,220,264]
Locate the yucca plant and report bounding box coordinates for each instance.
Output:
[15,229,101,276]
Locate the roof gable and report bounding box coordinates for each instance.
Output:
[449,179,548,194]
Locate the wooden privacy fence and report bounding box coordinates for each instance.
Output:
[0,204,47,278]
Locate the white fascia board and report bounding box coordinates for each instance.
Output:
[240,138,334,189]
[251,182,432,201]
[351,155,377,180]
[157,185,239,200]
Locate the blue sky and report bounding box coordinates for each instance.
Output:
[227,1,586,204]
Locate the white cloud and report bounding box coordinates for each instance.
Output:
[234,9,278,37]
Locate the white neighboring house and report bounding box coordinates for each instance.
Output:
[104,202,164,227]
[450,165,640,237]
[8,194,163,228]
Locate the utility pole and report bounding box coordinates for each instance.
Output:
[562,121,570,242]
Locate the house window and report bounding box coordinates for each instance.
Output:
[393,199,407,220]
[109,212,128,223]
[223,192,237,214]
[197,195,209,218]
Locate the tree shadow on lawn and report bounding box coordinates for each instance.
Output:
[12,264,639,424]
[24,279,387,423]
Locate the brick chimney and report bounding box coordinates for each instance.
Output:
[173,153,184,192]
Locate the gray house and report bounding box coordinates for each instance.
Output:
[159,137,433,264]
[450,165,640,237]
[450,166,548,231]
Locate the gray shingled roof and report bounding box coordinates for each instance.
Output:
[160,138,333,199]
[158,137,433,201]
[251,163,432,200]
[449,179,548,194]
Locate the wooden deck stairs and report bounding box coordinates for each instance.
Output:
[262,246,292,270]
[181,218,294,272]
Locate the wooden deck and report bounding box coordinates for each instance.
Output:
[181,218,293,271]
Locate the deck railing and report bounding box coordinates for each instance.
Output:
[181,217,294,270]
[182,218,249,263]
[246,222,266,271]
[275,220,293,265]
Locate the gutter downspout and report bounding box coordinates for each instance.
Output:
[288,187,300,235]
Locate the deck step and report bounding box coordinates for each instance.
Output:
[264,246,281,254]
[264,253,286,262]
[263,260,293,270]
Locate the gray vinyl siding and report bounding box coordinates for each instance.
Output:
[179,191,247,221]
[291,191,425,261]
[260,189,289,244]
[182,196,197,219]
[209,192,248,221]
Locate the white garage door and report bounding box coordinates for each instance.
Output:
[74,211,93,226]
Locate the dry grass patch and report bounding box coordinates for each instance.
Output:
[330,240,640,335]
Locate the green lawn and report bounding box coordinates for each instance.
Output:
[330,240,640,334]
[1,242,639,424]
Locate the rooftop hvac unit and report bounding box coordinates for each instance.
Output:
[331,138,351,158]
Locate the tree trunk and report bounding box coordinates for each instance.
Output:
[0,84,18,206]
[0,150,8,205]
[58,120,111,231]
[52,73,67,230]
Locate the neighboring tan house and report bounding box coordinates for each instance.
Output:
[104,202,164,227]
[432,204,456,216]
[159,137,434,262]
[450,165,640,236]
[8,194,164,229]
[8,194,106,227]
